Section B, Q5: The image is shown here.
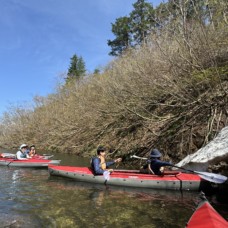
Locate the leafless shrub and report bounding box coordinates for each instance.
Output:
[0,0,227,162]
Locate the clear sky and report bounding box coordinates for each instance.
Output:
[0,0,161,116]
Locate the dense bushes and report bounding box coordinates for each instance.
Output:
[0,1,227,163]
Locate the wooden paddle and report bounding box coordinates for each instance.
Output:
[130,155,228,184]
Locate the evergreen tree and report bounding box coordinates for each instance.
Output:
[107,0,155,56]
[130,0,155,45]
[66,54,86,83]
[107,16,132,56]
[93,68,100,75]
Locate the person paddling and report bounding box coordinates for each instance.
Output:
[91,146,122,175]
[142,149,172,175]
[16,144,30,160]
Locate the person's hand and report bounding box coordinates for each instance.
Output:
[160,167,164,172]
[114,158,122,163]
[107,169,113,172]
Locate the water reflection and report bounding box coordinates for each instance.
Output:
[0,148,227,227]
[90,190,106,208]
[42,177,197,227]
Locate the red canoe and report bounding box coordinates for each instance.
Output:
[48,165,208,191]
[0,158,61,168]
[186,200,228,227]
[0,152,53,160]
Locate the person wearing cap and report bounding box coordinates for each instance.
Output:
[16,144,29,160]
[91,146,122,175]
[143,149,172,175]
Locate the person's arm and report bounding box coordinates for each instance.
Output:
[16,151,28,160]
[106,158,122,168]
[92,157,104,175]
[159,161,172,167]
[142,159,151,169]
[148,164,154,174]
[106,161,115,167]
[156,160,172,175]
[16,151,21,159]
[141,160,154,174]
[26,154,32,158]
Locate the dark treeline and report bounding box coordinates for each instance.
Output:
[0,0,227,165]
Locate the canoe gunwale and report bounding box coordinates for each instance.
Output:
[48,165,202,191]
[0,158,61,167]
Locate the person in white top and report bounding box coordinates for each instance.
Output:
[16,144,30,160]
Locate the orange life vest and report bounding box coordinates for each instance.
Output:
[99,156,106,170]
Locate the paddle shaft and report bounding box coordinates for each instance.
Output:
[130,155,147,160]
[172,165,196,173]
[130,154,227,184]
[7,161,12,166]
[131,155,210,174]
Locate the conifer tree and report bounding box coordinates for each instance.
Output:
[130,0,155,45]
[66,54,86,83]
[108,0,155,56]
[107,16,132,56]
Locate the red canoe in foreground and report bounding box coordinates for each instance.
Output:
[186,199,228,228]
[48,165,208,191]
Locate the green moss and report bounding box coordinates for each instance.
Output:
[192,65,228,83]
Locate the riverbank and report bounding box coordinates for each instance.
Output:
[0,1,227,166]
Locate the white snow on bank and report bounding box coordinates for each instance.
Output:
[176,126,228,171]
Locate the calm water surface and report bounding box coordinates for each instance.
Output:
[0,148,227,227]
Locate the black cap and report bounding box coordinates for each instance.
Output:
[97,146,106,154]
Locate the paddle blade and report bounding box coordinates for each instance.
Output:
[196,171,228,184]
[103,171,110,181]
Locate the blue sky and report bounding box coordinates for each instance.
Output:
[0,0,161,116]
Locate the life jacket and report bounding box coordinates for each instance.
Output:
[99,156,106,170]
[90,156,106,170]
[20,152,27,158]
[16,151,27,159]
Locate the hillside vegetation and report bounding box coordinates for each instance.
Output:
[0,1,227,164]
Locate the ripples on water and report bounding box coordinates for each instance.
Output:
[0,150,227,227]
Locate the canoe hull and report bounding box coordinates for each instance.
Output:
[0,158,61,168]
[48,165,203,191]
[186,199,228,227]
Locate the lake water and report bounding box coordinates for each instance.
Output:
[0,148,227,227]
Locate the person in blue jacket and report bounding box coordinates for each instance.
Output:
[143,149,172,175]
[91,146,122,175]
